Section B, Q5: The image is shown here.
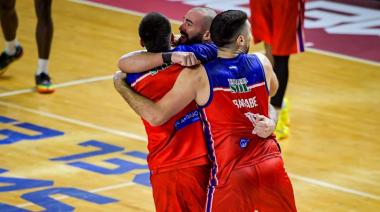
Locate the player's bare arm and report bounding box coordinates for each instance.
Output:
[113,66,207,126]
[145,65,209,125]
[252,53,278,137]
[255,52,279,97]
[118,50,199,73]
[113,70,165,123]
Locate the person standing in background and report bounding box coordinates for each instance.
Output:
[250,0,305,139]
[0,0,54,94]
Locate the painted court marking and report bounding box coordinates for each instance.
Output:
[16,182,136,208]
[0,101,147,142]
[1,100,379,202]
[0,75,113,98]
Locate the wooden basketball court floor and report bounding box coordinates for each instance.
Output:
[0,0,379,211]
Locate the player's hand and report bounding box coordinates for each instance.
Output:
[171,34,182,46]
[113,70,128,93]
[252,114,276,138]
[171,52,201,67]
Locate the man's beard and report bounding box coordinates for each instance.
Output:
[179,30,204,44]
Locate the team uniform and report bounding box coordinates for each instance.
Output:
[201,54,297,211]
[173,42,217,63]
[126,43,216,212]
[250,0,305,55]
[127,64,209,212]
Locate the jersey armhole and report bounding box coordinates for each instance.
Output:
[253,54,270,95]
[197,64,214,109]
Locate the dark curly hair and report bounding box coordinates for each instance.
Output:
[210,10,248,47]
[139,12,171,52]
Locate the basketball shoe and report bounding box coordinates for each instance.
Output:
[0,46,23,75]
[35,72,55,94]
[275,98,290,140]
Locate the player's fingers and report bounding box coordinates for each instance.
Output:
[255,114,266,122]
[190,54,199,66]
[182,56,188,66]
[189,56,196,66]
[113,71,122,80]
[185,56,193,66]
[178,55,186,66]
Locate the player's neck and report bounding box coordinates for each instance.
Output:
[217,48,239,59]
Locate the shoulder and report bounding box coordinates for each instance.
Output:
[179,65,206,83]
[252,52,271,70]
[252,52,265,62]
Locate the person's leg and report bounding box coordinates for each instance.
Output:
[151,166,209,212]
[0,0,23,72]
[35,0,52,62]
[34,0,54,93]
[177,165,209,211]
[211,166,259,212]
[256,156,297,211]
[264,43,274,67]
[270,55,290,139]
[0,0,17,44]
[270,55,289,109]
[150,171,181,212]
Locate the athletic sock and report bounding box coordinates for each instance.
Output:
[36,59,49,75]
[5,40,19,55]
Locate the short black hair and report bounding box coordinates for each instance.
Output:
[210,10,248,47]
[139,12,171,52]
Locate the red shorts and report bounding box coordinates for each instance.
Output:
[150,165,210,212]
[207,156,297,212]
[250,0,305,55]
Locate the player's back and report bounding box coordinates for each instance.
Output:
[126,64,209,172]
[202,54,281,186]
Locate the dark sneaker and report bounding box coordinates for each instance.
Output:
[0,46,23,75]
[35,72,55,94]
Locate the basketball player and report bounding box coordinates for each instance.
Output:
[114,10,297,211]
[118,7,217,73]
[250,0,305,139]
[0,0,54,93]
[115,12,210,212]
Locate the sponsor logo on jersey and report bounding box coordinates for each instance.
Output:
[228,78,250,93]
[240,138,249,148]
[229,65,238,70]
[149,63,171,75]
[232,97,258,109]
[174,110,200,130]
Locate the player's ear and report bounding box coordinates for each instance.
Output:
[140,39,145,48]
[236,34,245,47]
[202,30,211,42]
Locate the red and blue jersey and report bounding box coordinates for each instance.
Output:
[201,54,280,187]
[126,64,209,172]
[124,43,216,172]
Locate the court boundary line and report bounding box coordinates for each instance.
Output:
[68,0,380,67]
[0,75,113,98]
[307,48,380,67]
[0,101,146,142]
[1,100,380,202]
